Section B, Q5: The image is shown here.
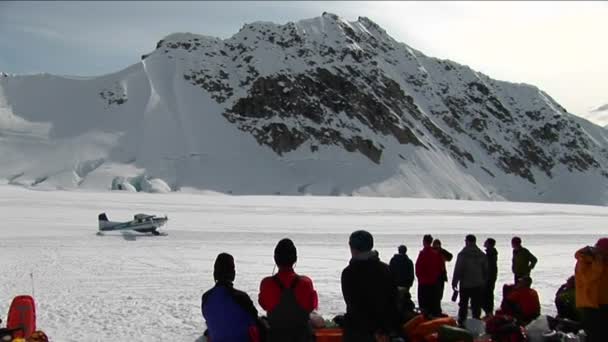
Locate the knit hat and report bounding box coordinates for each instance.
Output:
[595,238,608,254]
[349,230,374,252]
[274,238,297,267]
[213,253,235,282]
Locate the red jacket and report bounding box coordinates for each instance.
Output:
[501,287,541,324]
[258,268,318,313]
[415,246,445,286]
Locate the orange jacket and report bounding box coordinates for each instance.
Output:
[574,247,608,308]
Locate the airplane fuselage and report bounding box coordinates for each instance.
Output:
[98,213,168,235]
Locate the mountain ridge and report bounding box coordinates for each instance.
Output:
[2,13,608,205]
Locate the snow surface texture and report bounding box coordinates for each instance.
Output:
[2,13,608,205]
[0,185,606,341]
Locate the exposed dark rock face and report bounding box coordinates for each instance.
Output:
[99,87,127,107]
[224,68,423,163]
[150,13,608,184]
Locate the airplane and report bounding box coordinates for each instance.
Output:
[97,212,168,236]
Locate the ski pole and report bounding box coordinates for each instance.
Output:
[30,272,35,297]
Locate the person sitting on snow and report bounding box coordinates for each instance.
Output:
[555,275,580,322]
[498,276,540,325]
[574,238,608,342]
[258,238,318,342]
[202,253,260,342]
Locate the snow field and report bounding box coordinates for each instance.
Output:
[0,185,606,341]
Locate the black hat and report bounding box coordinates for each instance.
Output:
[349,230,374,252]
[274,238,297,267]
[213,253,235,282]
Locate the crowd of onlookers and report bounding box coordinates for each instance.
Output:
[201,231,608,342]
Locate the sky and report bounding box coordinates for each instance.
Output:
[0,1,606,115]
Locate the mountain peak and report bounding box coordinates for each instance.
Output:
[2,14,608,205]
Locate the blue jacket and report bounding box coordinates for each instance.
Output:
[202,282,258,342]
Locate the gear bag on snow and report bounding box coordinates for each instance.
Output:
[6,295,36,339]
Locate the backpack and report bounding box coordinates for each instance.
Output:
[6,295,36,339]
[267,276,312,342]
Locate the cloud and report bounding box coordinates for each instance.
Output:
[0,1,605,114]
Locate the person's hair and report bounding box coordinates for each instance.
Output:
[398,245,407,254]
[274,238,297,267]
[466,234,477,243]
[485,238,496,247]
[518,276,532,288]
[512,236,522,245]
[595,238,608,254]
[349,230,374,252]
[213,253,235,282]
[432,239,442,247]
[423,234,433,245]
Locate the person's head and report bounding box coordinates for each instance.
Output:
[213,252,236,283]
[432,239,442,249]
[516,276,532,289]
[511,236,522,249]
[595,238,608,256]
[349,230,374,257]
[465,234,477,246]
[398,245,407,255]
[274,238,297,268]
[423,234,433,247]
[566,275,575,288]
[484,238,496,249]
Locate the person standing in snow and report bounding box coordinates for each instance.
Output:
[574,238,608,342]
[259,238,318,342]
[202,253,260,342]
[341,230,400,341]
[452,234,488,326]
[483,238,498,316]
[432,239,453,312]
[511,237,537,283]
[415,234,445,317]
[389,245,415,317]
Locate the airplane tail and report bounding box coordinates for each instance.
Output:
[98,213,111,230]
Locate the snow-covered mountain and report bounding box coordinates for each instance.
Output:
[578,103,608,128]
[2,13,608,204]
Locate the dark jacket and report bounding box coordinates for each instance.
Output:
[555,282,579,321]
[437,247,453,282]
[452,245,488,289]
[341,251,399,337]
[486,247,498,283]
[389,253,414,288]
[512,247,537,277]
[202,282,258,342]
